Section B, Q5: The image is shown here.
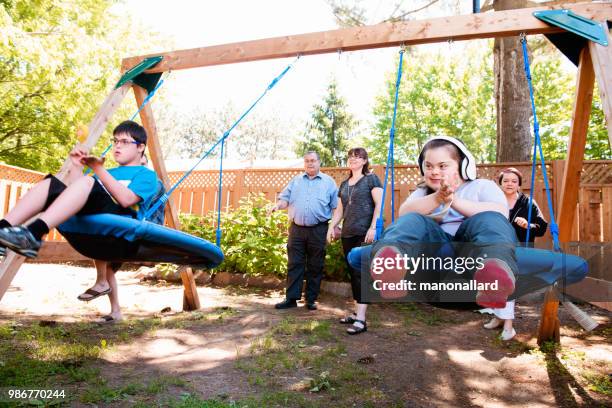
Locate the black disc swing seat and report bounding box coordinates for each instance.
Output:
[57,182,224,269]
[58,214,224,268]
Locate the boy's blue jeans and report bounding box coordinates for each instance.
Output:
[348,211,518,278]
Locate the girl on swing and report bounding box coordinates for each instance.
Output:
[350,136,518,309]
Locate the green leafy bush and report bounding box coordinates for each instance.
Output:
[180,193,288,278]
[324,239,349,282]
[179,193,349,281]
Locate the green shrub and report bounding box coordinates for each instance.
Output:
[324,239,349,282]
[180,193,288,278]
[178,193,349,281]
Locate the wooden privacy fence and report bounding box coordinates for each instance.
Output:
[164,160,612,246]
[0,161,610,245]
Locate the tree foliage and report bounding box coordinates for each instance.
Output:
[367,42,610,165]
[0,0,168,172]
[295,79,356,167]
[367,45,496,165]
[157,103,294,165]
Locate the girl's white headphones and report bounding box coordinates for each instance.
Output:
[418,136,477,181]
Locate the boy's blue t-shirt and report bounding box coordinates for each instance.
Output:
[96,165,159,218]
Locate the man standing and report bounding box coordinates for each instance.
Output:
[271,152,338,310]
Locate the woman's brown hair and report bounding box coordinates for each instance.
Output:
[347,147,370,177]
[498,167,523,186]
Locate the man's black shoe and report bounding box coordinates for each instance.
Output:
[306,302,317,311]
[275,299,297,309]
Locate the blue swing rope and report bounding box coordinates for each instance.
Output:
[375,48,405,240]
[84,71,171,175]
[215,138,226,246]
[520,35,561,251]
[144,56,301,243]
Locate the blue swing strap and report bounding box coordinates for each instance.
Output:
[519,35,561,251]
[375,48,405,240]
[144,56,301,225]
[215,138,226,246]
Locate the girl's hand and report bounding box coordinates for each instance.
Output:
[437,175,458,204]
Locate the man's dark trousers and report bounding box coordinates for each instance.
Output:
[286,222,328,303]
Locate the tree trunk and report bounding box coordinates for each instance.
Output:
[494,0,532,162]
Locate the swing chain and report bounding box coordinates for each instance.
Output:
[519,32,527,44]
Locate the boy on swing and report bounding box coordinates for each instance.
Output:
[0,121,159,312]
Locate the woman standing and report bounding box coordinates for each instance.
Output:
[483,167,548,340]
[328,148,383,335]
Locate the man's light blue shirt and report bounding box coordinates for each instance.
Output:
[278,172,338,226]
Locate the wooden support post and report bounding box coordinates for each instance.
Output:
[133,85,181,229]
[537,287,561,346]
[179,266,201,311]
[133,85,201,311]
[589,23,612,147]
[557,47,595,243]
[537,46,595,345]
[0,84,131,302]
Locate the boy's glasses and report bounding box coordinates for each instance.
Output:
[112,138,140,147]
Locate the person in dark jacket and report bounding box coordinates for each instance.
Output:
[483,167,548,340]
[500,167,548,244]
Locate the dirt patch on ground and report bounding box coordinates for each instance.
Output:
[1,263,610,407]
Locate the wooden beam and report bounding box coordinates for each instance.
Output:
[133,85,181,229]
[121,2,612,73]
[558,47,595,242]
[0,84,131,302]
[589,23,612,147]
[0,252,24,302]
[58,84,132,180]
[179,266,201,311]
[133,85,199,311]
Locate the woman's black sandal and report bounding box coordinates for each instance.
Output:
[347,319,367,335]
[339,313,357,324]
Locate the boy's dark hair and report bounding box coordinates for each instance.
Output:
[113,120,147,145]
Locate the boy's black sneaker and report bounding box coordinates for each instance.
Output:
[0,246,5,257]
[0,226,41,258]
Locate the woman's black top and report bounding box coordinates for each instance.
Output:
[508,192,548,243]
[338,173,382,238]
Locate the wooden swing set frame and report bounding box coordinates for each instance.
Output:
[0,1,610,343]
